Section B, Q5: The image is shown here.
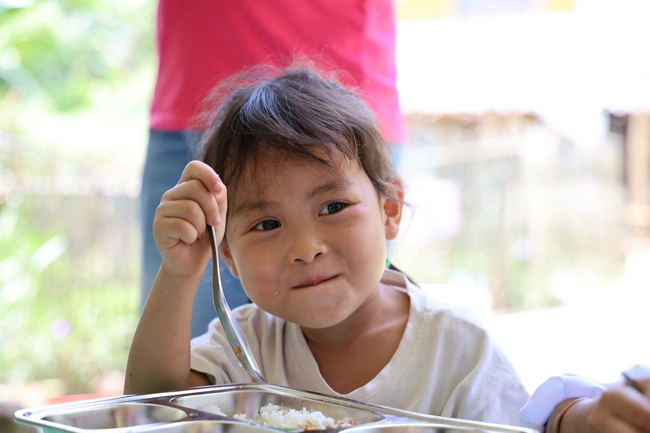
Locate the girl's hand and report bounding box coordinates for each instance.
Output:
[153,160,227,279]
[577,377,650,433]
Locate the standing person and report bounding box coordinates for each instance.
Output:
[140,0,407,338]
[126,65,528,426]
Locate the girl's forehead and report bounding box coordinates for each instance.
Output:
[227,152,360,213]
[240,146,349,183]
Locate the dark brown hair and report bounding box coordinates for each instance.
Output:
[197,63,399,214]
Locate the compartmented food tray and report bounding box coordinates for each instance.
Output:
[14,383,535,433]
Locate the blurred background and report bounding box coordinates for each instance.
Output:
[1,0,649,427]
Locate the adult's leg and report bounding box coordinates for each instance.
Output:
[388,143,405,174]
[139,130,248,339]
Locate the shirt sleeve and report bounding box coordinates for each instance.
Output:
[190,317,253,384]
[473,380,530,427]
[190,305,269,384]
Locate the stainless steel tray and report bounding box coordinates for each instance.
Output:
[14,383,535,433]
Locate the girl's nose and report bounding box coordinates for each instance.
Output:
[287,230,327,263]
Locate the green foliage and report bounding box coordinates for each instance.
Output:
[0,0,152,395]
[0,0,155,112]
[0,196,139,394]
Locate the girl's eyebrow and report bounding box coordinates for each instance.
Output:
[231,177,354,218]
[230,199,273,219]
[307,177,353,200]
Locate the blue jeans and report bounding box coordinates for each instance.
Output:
[140,130,248,338]
[389,143,405,175]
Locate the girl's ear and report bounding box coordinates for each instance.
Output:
[218,241,239,278]
[383,179,404,241]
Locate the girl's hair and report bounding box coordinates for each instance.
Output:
[197,63,399,213]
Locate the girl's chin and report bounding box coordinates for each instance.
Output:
[257,300,347,327]
[288,307,355,329]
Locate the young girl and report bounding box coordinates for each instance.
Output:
[124,65,529,426]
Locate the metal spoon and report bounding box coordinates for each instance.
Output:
[208,225,265,383]
[622,371,643,393]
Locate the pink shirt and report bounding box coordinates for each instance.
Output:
[150,0,406,143]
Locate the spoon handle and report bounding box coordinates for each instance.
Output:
[622,371,642,393]
[208,226,266,383]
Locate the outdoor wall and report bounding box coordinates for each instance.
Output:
[393,112,628,309]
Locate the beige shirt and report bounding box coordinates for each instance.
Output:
[191,269,529,425]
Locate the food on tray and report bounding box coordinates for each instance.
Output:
[202,404,228,417]
[201,403,356,430]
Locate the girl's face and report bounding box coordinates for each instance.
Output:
[219,150,403,330]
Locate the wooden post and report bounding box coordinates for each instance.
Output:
[625,112,650,239]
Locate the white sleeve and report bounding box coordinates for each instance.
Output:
[190,317,253,384]
[518,375,605,431]
[190,305,267,384]
[519,364,650,432]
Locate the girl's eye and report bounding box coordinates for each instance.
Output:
[319,202,346,216]
[254,220,280,231]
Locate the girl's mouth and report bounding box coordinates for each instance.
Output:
[293,274,338,289]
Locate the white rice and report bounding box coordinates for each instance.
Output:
[201,404,227,417]
[201,403,355,430]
